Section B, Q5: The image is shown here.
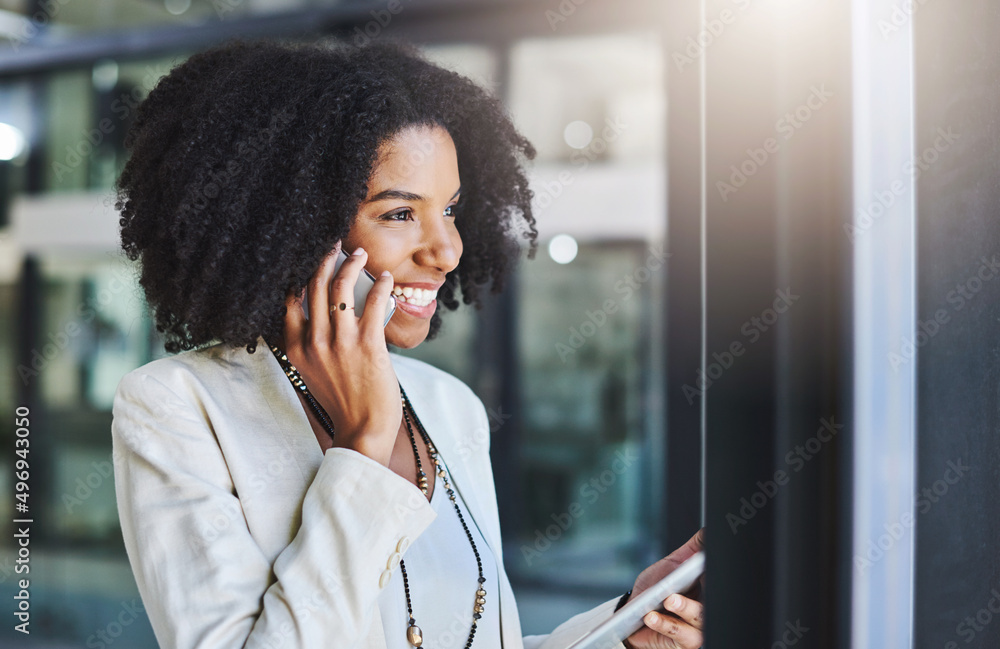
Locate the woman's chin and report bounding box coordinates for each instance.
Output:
[384,320,430,350]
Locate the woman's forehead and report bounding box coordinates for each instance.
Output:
[368,125,459,194]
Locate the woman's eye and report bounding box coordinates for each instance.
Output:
[444,205,457,218]
[382,209,413,222]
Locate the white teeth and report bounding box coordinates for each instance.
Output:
[393,286,438,308]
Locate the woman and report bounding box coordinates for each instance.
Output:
[111,38,703,649]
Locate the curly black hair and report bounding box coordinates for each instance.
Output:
[116,38,537,354]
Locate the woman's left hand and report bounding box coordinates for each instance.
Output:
[623,528,704,649]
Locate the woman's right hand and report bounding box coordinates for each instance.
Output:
[281,242,400,466]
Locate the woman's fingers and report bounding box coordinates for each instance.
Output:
[306,242,342,346]
[629,528,705,606]
[328,247,369,334]
[624,590,704,649]
[277,241,401,467]
[642,610,702,649]
[358,269,395,340]
[664,594,703,630]
[671,529,704,566]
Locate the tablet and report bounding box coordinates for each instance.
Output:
[565,552,705,649]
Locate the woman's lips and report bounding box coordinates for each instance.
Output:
[393,296,437,319]
[390,282,440,319]
[392,284,439,306]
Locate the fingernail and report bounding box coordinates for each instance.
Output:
[352,247,365,256]
[380,270,391,277]
[667,594,682,610]
[644,612,658,625]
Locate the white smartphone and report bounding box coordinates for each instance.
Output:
[565,552,705,649]
[302,249,396,327]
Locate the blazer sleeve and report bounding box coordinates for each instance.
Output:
[522,597,625,649]
[111,369,437,649]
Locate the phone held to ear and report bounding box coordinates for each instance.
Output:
[302,249,397,327]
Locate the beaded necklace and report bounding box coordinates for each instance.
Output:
[268,343,487,648]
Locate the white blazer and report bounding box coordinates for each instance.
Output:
[111,336,624,649]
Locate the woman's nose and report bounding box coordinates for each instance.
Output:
[415,214,461,272]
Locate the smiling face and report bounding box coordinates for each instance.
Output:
[343,124,463,349]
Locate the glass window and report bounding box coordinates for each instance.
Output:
[0,79,35,205]
[43,56,180,193]
[504,32,667,632]
[36,255,152,411]
[0,254,158,645]
[44,69,92,192]
[511,241,667,575]
[2,0,284,43]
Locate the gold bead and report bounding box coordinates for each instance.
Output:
[476,588,486,596]
[476,596,486,605]
[474,604,484,613]
[407,624,423,647]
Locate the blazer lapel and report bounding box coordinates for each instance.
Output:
[392,360,500,554]
[243,340,501,555]
[243,341,520,649]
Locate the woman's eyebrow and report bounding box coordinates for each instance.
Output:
[366,188,424,203]
[366,186,462,203]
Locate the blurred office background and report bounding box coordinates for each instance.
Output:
[4,0,1000,648]
[0,0,673,645]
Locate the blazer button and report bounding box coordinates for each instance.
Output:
[396,537,411,553]
[387,552,401,570]
[379,569,392,589]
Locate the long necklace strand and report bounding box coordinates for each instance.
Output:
[267,343,487,648]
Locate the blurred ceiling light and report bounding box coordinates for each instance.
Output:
[165,0,191,15]
[563,120,594,150]
[0,10,30,41]
[0,123,27,162]
[92,59,119,91]
[548,234,579,264]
